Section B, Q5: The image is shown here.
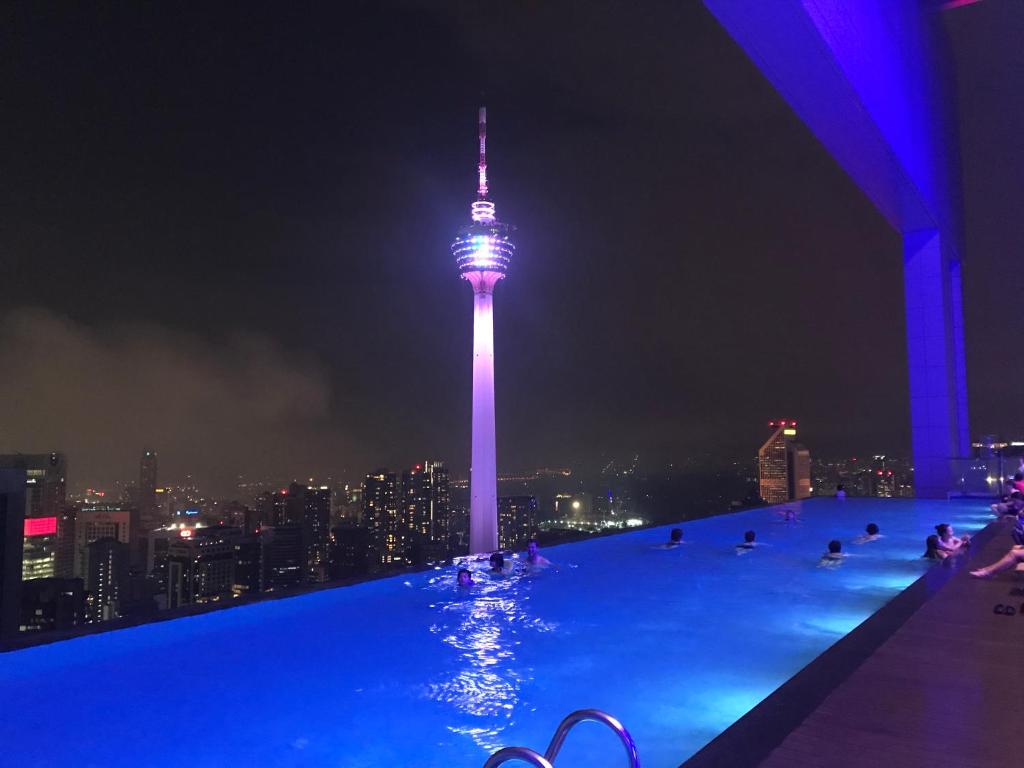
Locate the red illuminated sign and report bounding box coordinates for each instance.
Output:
[24,516,57,537]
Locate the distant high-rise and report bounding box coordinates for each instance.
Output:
[303,486,331,580]
[0,453,66,581]
[451,107,516,554]
[84,537,129,622]
[74,503,133,580]
[498,496,537,551]
[19,577,85,633]
[758,421,811,504]
[362,471,399,566]
[0,469,26,641]
[138,450,159,525]
[259,524,304,592]
[402,461,451,563]
[166,527,239,609]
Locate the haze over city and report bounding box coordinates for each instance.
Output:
[2,1,1019,493]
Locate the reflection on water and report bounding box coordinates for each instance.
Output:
[425,559,555,752]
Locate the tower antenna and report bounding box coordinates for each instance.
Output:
[477,106,488,199]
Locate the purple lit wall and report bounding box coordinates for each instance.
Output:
[703,0,970,496]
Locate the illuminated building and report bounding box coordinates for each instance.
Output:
[138,449,159,526]
[0,453,66,581]
[758,421,811,504]
[74,503,132,579]
[166,527,240,608]
[259,524,304,591]
[328,525,377,578]
[362,470,399,566]
[19,577,85,633]
[85,537,129,622]
[232,535,261,595]
[303,486,331,580]
[0,469,26,641]
[498,496,536,550]
[451,107,516,554]
[402,461,451,563]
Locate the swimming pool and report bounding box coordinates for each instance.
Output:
[0,498,990,767]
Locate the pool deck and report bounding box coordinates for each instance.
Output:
[683,515,1024,768]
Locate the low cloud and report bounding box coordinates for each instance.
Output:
[0,308,347,493]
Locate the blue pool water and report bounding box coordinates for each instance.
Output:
[0,498,990,767]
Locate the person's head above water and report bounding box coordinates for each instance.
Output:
[924,534,940,554]
[489,552,505,572]
[866,523,880,536]
[744,530,756,544]
[457,568,473,587]
[669,528,683,543]
[527,538,539,559]
[828,539,842,554]
[935,523,951,539]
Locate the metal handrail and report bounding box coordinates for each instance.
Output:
[483,746,555,768]
[544,709,640,767]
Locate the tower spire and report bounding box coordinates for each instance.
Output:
[477,106,488,199]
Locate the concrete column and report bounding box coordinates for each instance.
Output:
[904,229,970,497]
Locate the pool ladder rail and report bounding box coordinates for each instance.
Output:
[483,708,640,768]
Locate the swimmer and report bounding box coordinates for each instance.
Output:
[736,530,757,552]
[854,523,883,544]
[819,539,844,566]
[935,523,969,554]
[525,538,552,568]
[922,534,947,561]
[456,568,473,588]
[835,484,847,499]
[488,552,509,576]
[775,508,799,523]
[656,528,684,549]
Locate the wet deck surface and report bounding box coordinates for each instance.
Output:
[759,518,1024,768]
[683,514,1024,768]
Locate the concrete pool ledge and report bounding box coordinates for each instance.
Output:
[681,516,1017,768]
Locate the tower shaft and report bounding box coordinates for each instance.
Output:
[469,284,499,554]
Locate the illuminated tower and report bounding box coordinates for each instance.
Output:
[451,107,516,554]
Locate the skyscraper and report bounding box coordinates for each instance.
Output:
[758,421,811,504]
[0,453,66,581]
[451,107,516,554]
[402,461,452,564]
[0,469,26,641]
[362,470,398,566]
[138,450,159,526]
[498,496,537,551]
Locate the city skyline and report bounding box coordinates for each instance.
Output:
[1,2,1019,493]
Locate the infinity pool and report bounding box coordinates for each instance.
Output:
[0,498,990,767]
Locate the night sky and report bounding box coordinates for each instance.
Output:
[2,1,1020,491]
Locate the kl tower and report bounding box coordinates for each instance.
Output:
[451,107,516,555]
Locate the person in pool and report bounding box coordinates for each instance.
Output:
[935,523,969,554]
[922,534,948,561]
[658,528,684,548]
[525,538,552,568]
[456,568,473,588]
[736,530,757,551]
[854,523,882,544]
[820,539,844,565]
[488,552,509,576]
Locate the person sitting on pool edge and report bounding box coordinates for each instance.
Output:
[970,518,1024,578]
[935,523,969,554]
[922,534,948,561]
[525,538,552,568]
[736,530,757,552]
[456,568,474,588]
[820,539,844,565]
[854,523,882,544]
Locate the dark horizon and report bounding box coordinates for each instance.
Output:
[2,1,1019,493]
